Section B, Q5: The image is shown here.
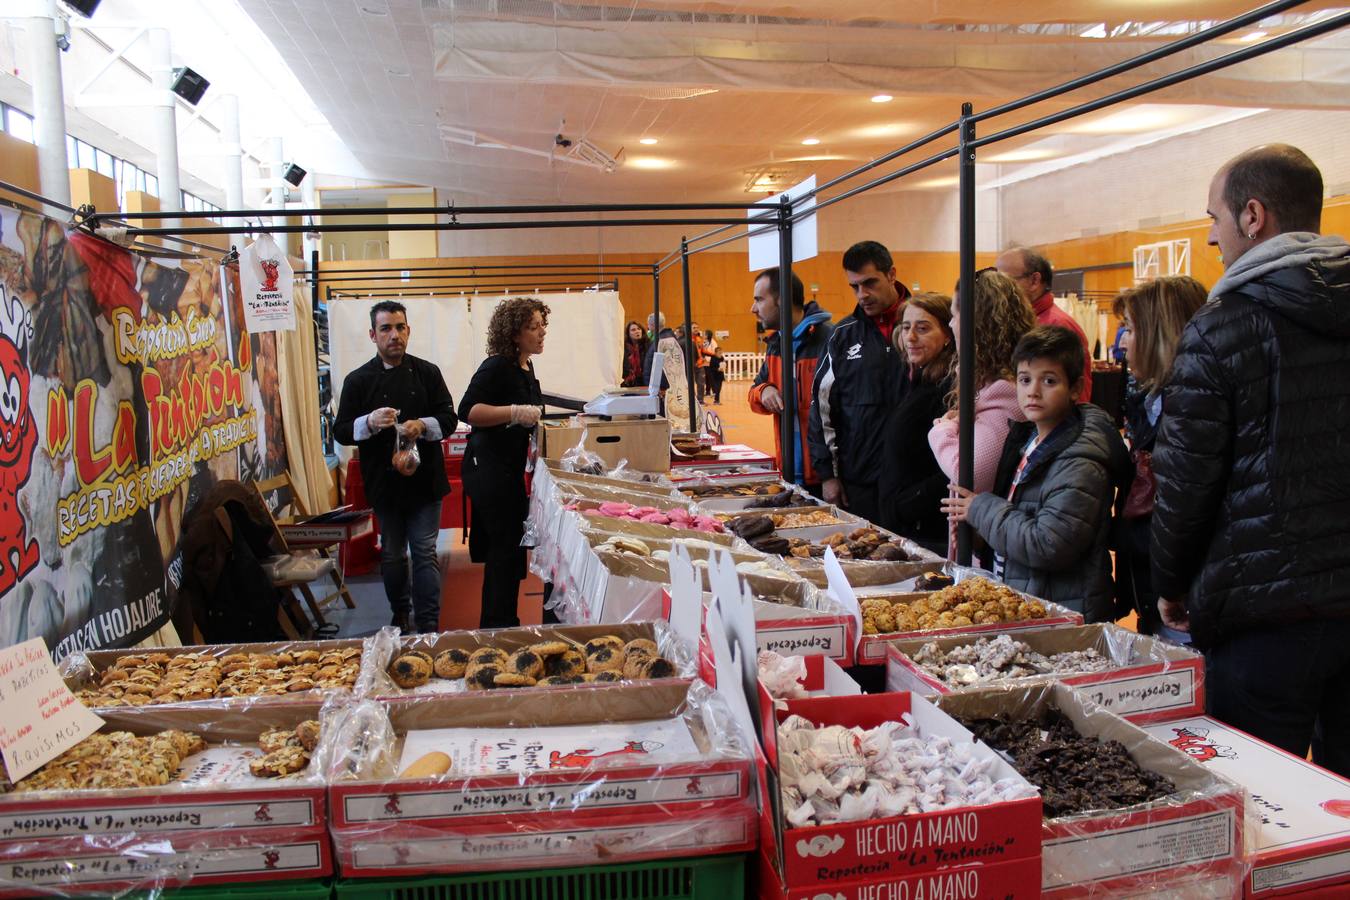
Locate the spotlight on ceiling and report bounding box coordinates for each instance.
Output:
[639,137,658,145]
[281,163,308,187]
[801,138,820,146]
[62,0,100,17]
[170,67,209,105]
[871,94,893,103]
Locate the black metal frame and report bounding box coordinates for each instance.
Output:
[3,0,1342,563]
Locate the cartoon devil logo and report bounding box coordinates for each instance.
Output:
[1168,726,1237,763]
[253,803,273,823]
[548,740,661,769]
[384,793,402,815]
[262,850,280,870]
[260,259,281,292]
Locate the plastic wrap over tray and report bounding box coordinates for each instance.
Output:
[933,679,1253,897]
[885,623,1205,724]
[0,698,348,896]
[357,620,696,698]
[326,680,757,876]
[58,637,368,711]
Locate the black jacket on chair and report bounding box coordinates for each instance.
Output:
[1150,250,1350,647]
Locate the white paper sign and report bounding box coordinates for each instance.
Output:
[0,638,105,781]
[238,234,295,333]
[748,175,818,271]
[822,546,864,653]
[667,543,703,651]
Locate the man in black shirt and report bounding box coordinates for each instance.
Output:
[335,301,457,633]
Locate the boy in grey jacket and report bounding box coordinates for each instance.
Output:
[942,326,1130,620]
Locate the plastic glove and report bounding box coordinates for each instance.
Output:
[509,404,541,427]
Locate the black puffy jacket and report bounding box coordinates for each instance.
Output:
[1150,250,1350,647]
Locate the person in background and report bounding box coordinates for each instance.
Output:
[749,268,833,492]
[642,312,674,387]
[878,293,956,555]
[691,322,708,401]
[1151,144,1350,775]
[335,300,458,634]
[809,240,910,522]
[621,320,648,387]
[1111,276,1207,638]
[996,246,1093,401]
[928,269,1036,561]
[703,330,724,404]
[943,326,1130,620]
[459,297,547,629]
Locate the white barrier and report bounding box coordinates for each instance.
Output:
[721,351,765,381]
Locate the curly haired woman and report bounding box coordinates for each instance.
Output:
[458,297,548,628]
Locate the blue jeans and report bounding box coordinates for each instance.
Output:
[374,500,442,632]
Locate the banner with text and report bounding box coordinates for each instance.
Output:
[0,207,288,660]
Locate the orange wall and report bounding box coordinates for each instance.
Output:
[0,132,40,208]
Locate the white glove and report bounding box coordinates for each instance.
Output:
[509,404,541,428]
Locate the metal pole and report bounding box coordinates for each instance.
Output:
[777,196,797,486]
[957,102,976,567]
[27,0,70,207]
[651,264,661,339]
[148,29,181,227]
[680,236,697,434]
[310,248,321,364]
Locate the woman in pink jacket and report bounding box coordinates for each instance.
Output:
[929,269,1037,556]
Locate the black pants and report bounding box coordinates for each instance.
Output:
[1205,617,1350,777]
[464,468,528,629]
[841,480,881,526]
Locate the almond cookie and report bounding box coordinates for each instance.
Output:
[433,648,471,679]
[259,728,297,753]
[286,676,316,692]
[529,641,570,657]
[622,638,659,660]
[583,635,624,657]
[249,746,310,778]
[295,720,321,752]
[546,650,586,678]
[505,649,544,679]
[493,672,537,688]
[388,654,432,688]
[294,650,322,665]
[586,646,623,674]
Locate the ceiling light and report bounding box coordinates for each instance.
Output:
[801,138,820,146]
[629,156,674,170]
[871,94,893,103]
[639,137,658,145]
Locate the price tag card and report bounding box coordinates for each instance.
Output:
[0,639,105,782]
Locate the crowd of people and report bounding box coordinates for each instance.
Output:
[749,143,1350,776]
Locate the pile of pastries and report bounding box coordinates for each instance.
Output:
[387,635,678,691]
[251,720,321,778]
[861,578,1048,635]
[74,648,362,707]
[14,730,206,791]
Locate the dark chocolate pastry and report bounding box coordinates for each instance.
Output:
[730,515,774,540]
[915,572,956,591]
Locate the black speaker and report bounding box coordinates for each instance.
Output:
[281,163,307,187]
[170,67,209,105]
[62,0,100,16]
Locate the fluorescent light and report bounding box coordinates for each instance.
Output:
[639,137,658,145]
[629,156,674,170]
[801,137,820,146]
[871,94,893,103]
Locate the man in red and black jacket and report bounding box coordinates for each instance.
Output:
[749,268,833,494]
[808,240,910,525]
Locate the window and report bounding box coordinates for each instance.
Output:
[4,106,34,143]
[94,148,114,178]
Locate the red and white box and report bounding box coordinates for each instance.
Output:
[327,680,756,877]
[0,704,333,896]
[757,847,1043,900]
[757,691,1043,898]
[886,623,1205,724]
[666,464,780,483]
[1144,715,1350,897]
[854,593,1084,665]
[276,504,374,546]
[664,586,858,669]
[670,443,776,468]
[935,681,1248,897]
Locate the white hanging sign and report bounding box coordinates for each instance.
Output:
[748,174,818,271]
[238,234,296,332]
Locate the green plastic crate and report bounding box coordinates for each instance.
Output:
[137,878,332,900]
[333,853,746,900]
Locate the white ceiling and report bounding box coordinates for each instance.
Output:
[230,0,1350,202]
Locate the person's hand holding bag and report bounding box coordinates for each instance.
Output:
[392,421,422,476]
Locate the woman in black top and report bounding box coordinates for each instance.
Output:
[878,293,955,555]
[621,321,648,387]
[458,297,548,628]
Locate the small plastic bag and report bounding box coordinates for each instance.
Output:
[560,428,605,475]
[393,424,421,476]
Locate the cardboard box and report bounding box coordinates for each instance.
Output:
[934,681,1247,897]
[1144,716,1350,897]
[277,505,373,546]
[669,443,776,468]
[328,681,756,876]
[886,623,1205,724]
[757,847,1044,900]
[759,692,1043,895]
[540,415,672,473]
[0,704,333,896]
[854,592,1084,665]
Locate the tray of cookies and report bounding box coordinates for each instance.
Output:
[59,638,367,710]
[360,621,695,698]
[326,680,756,876]
[0,702,338,896]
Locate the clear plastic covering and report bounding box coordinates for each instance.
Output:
[933,679,1252,896]
[558,427,609,475]
[0,697,346,897]
[357,621,696,697]
[325,679,758,876]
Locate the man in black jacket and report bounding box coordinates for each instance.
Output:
[1151,145,1350,775]
[807,241,910,523]
[335,301,458,634]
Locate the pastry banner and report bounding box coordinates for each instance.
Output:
[0,207,288,660]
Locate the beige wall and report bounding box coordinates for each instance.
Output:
[0,131,40,208]
[388,191,437,260]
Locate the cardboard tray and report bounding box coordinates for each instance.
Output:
[540,416,673,473]
[1144,715,1350,898]
[854,592,1084,664]
[885,623,1205,724]
[277,505,374,545]
[934,681,1248,898]
[667,464,780,482]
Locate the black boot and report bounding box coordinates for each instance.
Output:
[390,610,412,634]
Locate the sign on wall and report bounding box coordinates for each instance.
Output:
[0,207,288,660]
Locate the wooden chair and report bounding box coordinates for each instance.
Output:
[251,472,357,636]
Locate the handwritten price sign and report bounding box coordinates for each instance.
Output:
[0,638,104,782]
